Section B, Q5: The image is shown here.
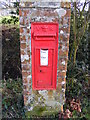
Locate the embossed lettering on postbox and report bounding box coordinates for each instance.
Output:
[31,22,59,90]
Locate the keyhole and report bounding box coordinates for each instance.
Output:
[40,70,42,72]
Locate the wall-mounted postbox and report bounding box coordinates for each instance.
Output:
[31,22,59,90]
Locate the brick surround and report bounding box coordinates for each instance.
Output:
[19,1,71,116]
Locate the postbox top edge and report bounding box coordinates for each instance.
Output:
[31,22,59,26]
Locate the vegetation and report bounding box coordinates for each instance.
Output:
[69,1,89,64]
[1,16,19,25]
[2,78,24,118]
[63,1,90,119]
[2,1,90,119]
[0,1,19,25]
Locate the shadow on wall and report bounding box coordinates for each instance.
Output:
[2,26,22,79]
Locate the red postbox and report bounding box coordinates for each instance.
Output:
[31,22,59,90]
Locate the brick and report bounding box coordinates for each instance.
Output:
[27,50,30,57]
[24,11,27,17]
[23,84,27,90]
[19,9,22,16]
[68,17,71,23]
[27,45,30,50]
[22,72,30,77]
[60,27,70,33]
[62,78,66,82]
[22,65,30,71]
[25,19,29,25]
[23,77,28,84]
[58,72,66,77]
[52,18,59,22]
[20,43,26,49]
[59,50,68,57]
[23,96,28,105]
[23,91,30,96]
[60,34,63,40]
[56,85,62,92]
[29,80,31,85]
[61,105,63,112]
[61,2,71,8]
[63,18,68,25]
[64,9,71,17]
[26,91,31,95]
[66,42,69,48]
[59,57,67,62]
[59,43,63,48]
[58,78,62,84]
[20,36,23,41]
[23,35,26,40]
[28,36,30,40]
[27,29,30,33]
[60,42,69,48]
[22,59,30,64]
[58,65,67,71]
[20,17,24,25]
[20,50,25,55]
[20,27,23,33]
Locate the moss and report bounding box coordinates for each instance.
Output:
[25,105,60,118]
[25,106,47,117]
[41,110,59,116]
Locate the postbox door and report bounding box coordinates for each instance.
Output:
[34,48,55,89]
[31,22,58,90]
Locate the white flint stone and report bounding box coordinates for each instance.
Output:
[21,41,26,43]
[21,54,29,62]
[62,70,66,72]
[27,75,32,79]
[28,106,33,111]
[62,46,66,51]
[31,1,61,8]
[45,101,61,107]
[62,81,65,85]
[39,90,48,100]
[62,88,65,92]
[54,8,66,17]
[61,61,65,65]
[21,55,24,62]
[60,30,64,34]
[38,97,41,102]
[20,2,25,7]
[20,0,72,2]
[6,38,10,41]
[23,83,27,86]
[24,55,29,60]
[39,90,48,95]
[24,48,27,54]
[27,24,31,29]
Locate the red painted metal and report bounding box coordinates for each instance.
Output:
[31,22,59,90]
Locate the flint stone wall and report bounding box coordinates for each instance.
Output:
[19,1,71,116]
